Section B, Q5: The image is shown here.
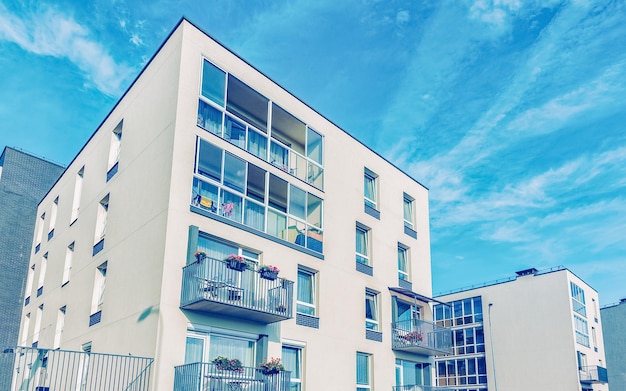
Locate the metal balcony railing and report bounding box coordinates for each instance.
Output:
[0,346,153,391]
[174,362,291,391]
[392,319,453,355]
[579,365,608,383]
[393,386,455,391]
[181,257,294,323]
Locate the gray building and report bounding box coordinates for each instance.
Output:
[601,299,626,391]
[0,147,63,386]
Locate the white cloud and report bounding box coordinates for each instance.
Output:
[396,10,410,26]
[130,33,143,46]
[0,4,132,96]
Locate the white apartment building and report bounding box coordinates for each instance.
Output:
[434,267,609,391]
[14,18,452,391]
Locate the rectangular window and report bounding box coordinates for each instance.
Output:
[398,244,409,281]
[574,314,590,347]
[33,304,43,344]
[107,120,123,169]
[94,195,109,244]
[201,59,226,107]
[48,197,58,238]
[35,212,45,248]
[282,346,303,391]
[90,262,107,315]
[364,170,378,209]
[227,74,269,132]
[21,313,30,345]
[62,242,74,285]
[71,166,84,223]
[37,253,48,294]
[297,267,316,316]
[356,352,371,391]
[53,306,66,349]
[365,289,379,331]
[403,194,414,229]
[25,265,35,301]
[356,225,370,265]
[571,282,587,317]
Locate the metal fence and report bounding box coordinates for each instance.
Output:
[393,386,456,391]
[392,319,453,355]
[174,362,291,391]
[0,346,153,391]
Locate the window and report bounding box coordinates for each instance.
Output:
[37,253,48,296]
[397,245,409,281]
[364,169,378,209]
[297,267,316,316]
[192,138,324,253]
[108,121,123,167]
[48,197,58,239]
[21,313,30,345]
[571,282,587,317]
[35,212,45,249]
[452,326,485,355]
[197,59,324,189]
[356,352,371,391]
[396,359,431,388]
[185,331,255,368]
[365,289,379,331]
[356,225,370,265]
[282,346,302,391]
[94,195,109,244]
[403,194,414,228]
[25,264,35,302]
[577,351,588,370]
[71,166,84,223]
[592,327,597,349]
[33,304,43,344]
[592,298,598,321]
[435,296,483,327]
[575,314,590,347]
[62,242,74,285]
[437,357,487,387]
[90,262,107,315]
[53,306,66,349]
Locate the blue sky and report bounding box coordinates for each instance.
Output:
[1,1,625,304]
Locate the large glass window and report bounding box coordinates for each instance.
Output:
[570,282,587,317]
[436,357,487,387]
[185,332,255,368]
[201,59,226,106]
[365,289,379,331]
[197,59,324,189]
[434,296,482,327]
[282,346,302,391]
[297,268,316,316]
[398,245,409,281]
[403,194,414,229]
[364,170,378,209]
[356,352,371,391]
[356,226,370,265]
[575,314,590,347]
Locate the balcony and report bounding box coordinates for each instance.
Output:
[174,362,291,391]
[0,346,153,391]
[392,319,453,356]
[180,257,294,324]
[393,387,455,391]
[579,365,608,383]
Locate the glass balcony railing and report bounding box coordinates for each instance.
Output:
[579,365,608,383]
[180,256,294,324]
[174,362,291,391]
[392,319,453,355]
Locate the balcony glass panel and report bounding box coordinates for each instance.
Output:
[202,60,225,107]
[226,75,268,132]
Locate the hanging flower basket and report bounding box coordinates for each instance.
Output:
[258,265,280,280]
[194,250,207,262]
[212,356,244,372]
[225,254,247,271]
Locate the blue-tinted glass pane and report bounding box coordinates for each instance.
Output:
[202,60,225,106]
[223,153,246,193]
[197,100,223,135]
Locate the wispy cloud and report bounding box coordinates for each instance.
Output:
[0,3,132,96]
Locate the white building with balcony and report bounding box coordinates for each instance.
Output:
[434,267,609,391]
[12,18,451,391]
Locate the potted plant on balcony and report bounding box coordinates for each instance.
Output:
[212,356,244,373]
[402,330,424,343]
[225,254,247,271]
[258,265,280,280]
[194,250,207,262]
[258,357,285,376]
[275,304,287,313]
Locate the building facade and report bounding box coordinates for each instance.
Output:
[14,19,452,390]
[434,267,609,391]
[601,299,626,391]
[0,147,64,389]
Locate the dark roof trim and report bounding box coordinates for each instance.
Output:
[389,287,450,306]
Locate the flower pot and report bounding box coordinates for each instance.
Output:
[261,369,280,376]
[260,270,278,280]
[227,259,247,271]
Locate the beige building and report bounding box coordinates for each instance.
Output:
[434,267,609,391]
[15,18,452,391]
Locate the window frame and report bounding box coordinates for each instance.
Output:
[296,267,317,316]
[403,193,414,229]
[356,352,372,391]
[282,345,303,391]
[356,225,371,266]
[397,244,410,281]
[363,169,378,210]
[365,289,379,331]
